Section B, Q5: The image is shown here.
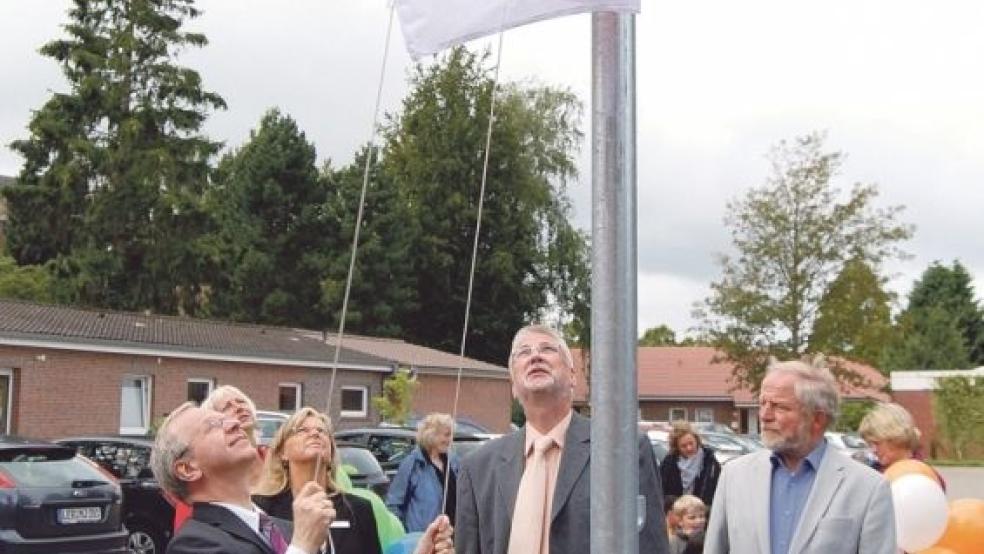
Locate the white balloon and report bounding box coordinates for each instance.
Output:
[890,473,949,552]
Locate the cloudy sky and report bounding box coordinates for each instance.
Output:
[3,1,983,338]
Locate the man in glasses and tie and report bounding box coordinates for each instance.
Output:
[455,324,670,554]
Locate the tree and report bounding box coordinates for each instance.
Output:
[697,132,912,391]
[6,0,225,314]
[906,261,984,365]
[372,369,420,425]
[0,257,53,303]
[934,376,984,460]
[811,258,895,368]
[380,48,589,363]
[639,324,677,346]
[206,109,333,328]
[881,306,971,370]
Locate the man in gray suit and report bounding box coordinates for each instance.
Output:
[705,358,896,554]
[455,324,669,554]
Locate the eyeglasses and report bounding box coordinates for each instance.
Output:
[176,417,239,459]
[511,343,561,360]
[292,426,330,437]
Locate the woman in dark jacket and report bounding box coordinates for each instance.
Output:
[253,407,382,554]
[660,422,721,507]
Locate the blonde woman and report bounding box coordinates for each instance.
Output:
[858,402,944,488]
[253,407,382,554]
[386,413,459,532]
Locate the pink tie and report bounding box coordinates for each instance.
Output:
[508,436,556,554]
[259,513,289,554]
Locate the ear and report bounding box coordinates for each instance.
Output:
[174,458,202,483]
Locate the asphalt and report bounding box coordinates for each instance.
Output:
[934,466,984,501]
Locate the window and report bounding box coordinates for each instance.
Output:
[279,383,302,412]
[120,375,151,435]
[340,386,368,418]
[669,407,687,423]
[187,378,214,405]
[0,369,12,434]
[695,407,714,423]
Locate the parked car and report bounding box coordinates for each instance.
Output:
[382,416,500,440]
[255,410,290,446]
[0,436,128,553]
[56,436,173,554]
[337,442,390,497]
[697,431,752,465]
[825,431,874,464]
[647,429,669,465]
[334,427,487,477]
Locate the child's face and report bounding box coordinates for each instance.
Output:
[679,510,706,535]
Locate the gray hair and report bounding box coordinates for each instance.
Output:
[417,413,454,451]
[150,401,196,501]
[202,385,257,415]
[510,324,573,368]
[766,355,840,429]
[858,402,921,451]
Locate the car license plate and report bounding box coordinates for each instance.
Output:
[57,506,102,524]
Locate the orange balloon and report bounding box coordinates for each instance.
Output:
[884,459,942,486]
[916,547,958,554]
[935,498,984,554]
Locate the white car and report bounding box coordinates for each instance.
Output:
[825,431,873,464]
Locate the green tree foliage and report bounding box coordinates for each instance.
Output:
[697,132,912,391]
[372,369,419,425]
[206,109,333,327]
[639,324,677,346]
[811,258,895,368]
[6,0,225,314]
[934,376,984,460]
[380,48,589,363]
[906,261,983,365]
[836,399,874,433]
[882,307,971,370]
[0,257,54,303]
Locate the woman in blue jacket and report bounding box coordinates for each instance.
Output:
[386,413,460,533]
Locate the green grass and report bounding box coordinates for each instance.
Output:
[928,459,984,467]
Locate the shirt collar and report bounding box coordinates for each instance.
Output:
[213,502,262,533]
[770,438,828,472]
[524,410,573,455]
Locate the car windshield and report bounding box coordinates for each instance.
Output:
[338,447,383,476]
[841,434,867,449]
[0,450,107,487]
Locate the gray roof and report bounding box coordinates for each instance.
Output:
[0,299,506,376]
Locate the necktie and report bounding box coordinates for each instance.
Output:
[508,435,556,554]
[259,513,290,554]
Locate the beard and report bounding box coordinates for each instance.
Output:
[761,419,814,455]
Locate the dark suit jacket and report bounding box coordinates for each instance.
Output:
[166,502,289,554]
[252,489,382,554]
[455,412,670,554]
[660,446,721,507]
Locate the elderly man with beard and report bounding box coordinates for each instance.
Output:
[455,324,669,554]
[704,358,896,554]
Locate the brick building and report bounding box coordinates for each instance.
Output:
[0,299,511,439]
[573,346,888,433]
[891,367,984,458]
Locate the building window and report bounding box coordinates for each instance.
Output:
[279,383,302,412]
[695,407,714,423]
[120,375,151,435]
[340,386,368,418]
[669,407,687,423]
[0,369,12,434]
[187,378,214,405]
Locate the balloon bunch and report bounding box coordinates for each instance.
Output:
[884,459,984,553]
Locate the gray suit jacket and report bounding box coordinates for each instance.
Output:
[704,447,896,554]
[455,412,669,554]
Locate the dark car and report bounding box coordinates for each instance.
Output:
[337,442,390,497]
[56,436,174,554]
[0,436,128,553]
[334,427,486,478]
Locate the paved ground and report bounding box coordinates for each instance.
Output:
[935,466,984,501]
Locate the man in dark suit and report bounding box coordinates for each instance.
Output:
[455,324,670,554]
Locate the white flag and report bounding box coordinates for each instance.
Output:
[395,0,641,58]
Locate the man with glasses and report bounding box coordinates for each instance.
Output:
[455,324,669,554]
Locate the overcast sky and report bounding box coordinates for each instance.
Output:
[3,1,983,338]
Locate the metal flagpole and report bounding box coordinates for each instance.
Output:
[590,10,638,554]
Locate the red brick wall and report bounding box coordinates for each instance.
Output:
[412,373,512,433]
[893,390,938,457]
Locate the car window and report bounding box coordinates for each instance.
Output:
[71,442,151,479]
[0,451,108,487]
[367,435,415,464]
[338,446,383,476]
[841,434,867,449]
[255,417,287,443]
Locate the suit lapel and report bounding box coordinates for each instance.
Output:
[495,428,526,552]
[192,503,273,554]
[753,452,773,554]
[551,413,590,522]
[789,448,845,554]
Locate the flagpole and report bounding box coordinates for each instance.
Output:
[590,11,638,554]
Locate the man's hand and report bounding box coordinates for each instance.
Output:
[414,514,454,554]
[291,481,335,553]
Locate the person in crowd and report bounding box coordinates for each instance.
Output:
[455,324,670,554]
[705,357,896,554]
[859,401,945,489]
[669,495,707,554]
[660,422,721,508]
[149,401,335,554]
[386,412,459,532]
[663,494,680,540]
[252,406,383,554]
[682,530,705,554]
